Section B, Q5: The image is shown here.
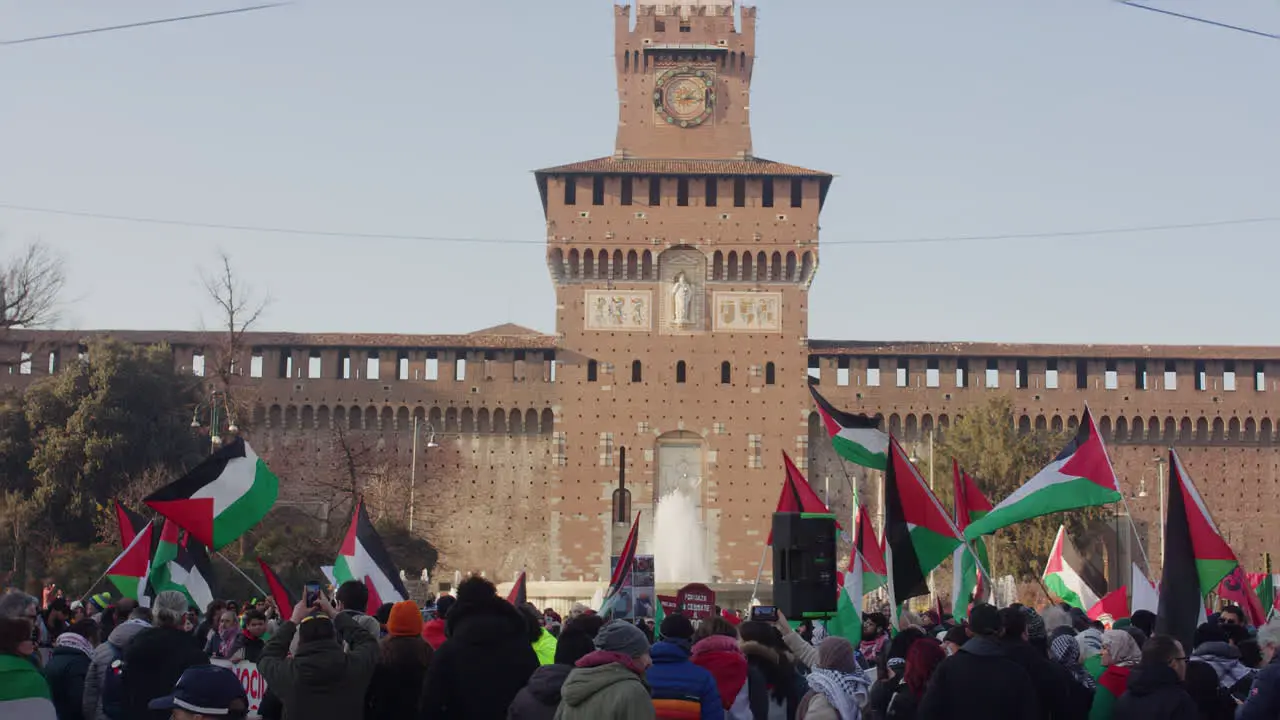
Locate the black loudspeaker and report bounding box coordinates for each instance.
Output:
[771,512,839,619]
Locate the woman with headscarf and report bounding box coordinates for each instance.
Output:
[1089,629,1142,720]
[885,639,944,720]
[796,637,870,720]
[1050,634,1095,720]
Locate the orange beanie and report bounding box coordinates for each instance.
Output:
[387,601,423,638]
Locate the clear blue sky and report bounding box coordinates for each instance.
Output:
[1,0,1276,345]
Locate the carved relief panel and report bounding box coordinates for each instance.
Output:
[584,291,652,332]
[712,292,782,332]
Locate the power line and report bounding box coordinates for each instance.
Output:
[1117,1,1279,40]
[1,3,289,46]
[0,201,1276,248]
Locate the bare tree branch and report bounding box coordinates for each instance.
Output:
[200,251,269,428]
[1,243,65,330]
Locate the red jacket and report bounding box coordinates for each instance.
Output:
[691,635,748,709]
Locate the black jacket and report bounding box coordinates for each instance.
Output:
[418,594,539,720]
[121,626,209,720]
[367,650,432,720]
[257,612,379,720]
[917,635,1040,720]
[44,646,91,720]
[1112,664,1198,720]
[507,663,574,720]
[1002,640,1073,720]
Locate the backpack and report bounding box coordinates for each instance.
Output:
[100,643,126,720]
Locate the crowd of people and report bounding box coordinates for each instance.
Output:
[3,578,1280,720]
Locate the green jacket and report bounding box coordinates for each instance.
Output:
[257,613,379,720]
[553,662,655,720]
[534,628,559,666]
[0,653,57,720]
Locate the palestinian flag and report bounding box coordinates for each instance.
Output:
[964,408,1120,540]
[145,520,216,611]
[854,503,887,594]
[1156,450,1239,650]
[1131,563,1159,614]
[600,511,640,617]
[1088,586,1130,623]
[951,461,992,620]
[257,557,296,614]
[113,500,148,549]
[828,544,866,645]
[1257,555,1276,619]
[766,452,839,544]
[507,571,528,606]
[810,383,889,470]
[105,520,154,600]
[1043,525,1102,610]
[884,437,962,617]
[144,437,279,550]
[333,500,408,614]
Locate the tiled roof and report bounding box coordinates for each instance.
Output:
[3,328,559,351]
[806,339,1280,361]
[535,156,832,178]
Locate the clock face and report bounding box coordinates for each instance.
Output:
[654,66,715,128]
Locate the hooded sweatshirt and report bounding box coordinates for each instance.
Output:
[83,619,149,720]
[1111,664,1198,720]
[507,663,575,720]
[257,612,379,719]
[554,653,655,720]
[691,635,748,710]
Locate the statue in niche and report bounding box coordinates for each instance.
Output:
[671,272,693,325]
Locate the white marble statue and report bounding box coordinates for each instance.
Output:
[671,272,693,324]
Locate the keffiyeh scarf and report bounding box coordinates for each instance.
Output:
[806,667,870,720]
[1051,634,1096,690]
[54,631,94,657]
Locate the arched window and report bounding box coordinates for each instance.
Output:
[765,362,776,385]
[632,360,642,383]
[720,361,731,384]
[676,361,687,384]
[583,249,595,279]
[712,251,724,280]
[587,360,598,382]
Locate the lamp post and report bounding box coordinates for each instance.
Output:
[1135,453,1166,574]
[409,417,439,534]
[190,390,235,453]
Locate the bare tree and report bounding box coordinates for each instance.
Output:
[1,243,65,330]
[201,252,268,428]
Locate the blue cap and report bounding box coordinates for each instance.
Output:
[148,665,247,715]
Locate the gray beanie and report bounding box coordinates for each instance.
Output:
[593,620,650,658]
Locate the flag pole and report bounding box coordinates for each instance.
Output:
[749,543,769,603]
[215,551,269,598]
[77,568,114,604]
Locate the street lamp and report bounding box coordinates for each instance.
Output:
[409,416,439,534]
[190,390,236,453]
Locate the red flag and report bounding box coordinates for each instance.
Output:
[507,571,528,606]
[1217,566,1267,626]
[766,452,838,544]
[1088,586,1130,622]
[257,557,296,613]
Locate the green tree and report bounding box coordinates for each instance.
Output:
[914,395,1106,582]
[23,339,203,544]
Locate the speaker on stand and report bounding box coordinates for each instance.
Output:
[771,512,839,619]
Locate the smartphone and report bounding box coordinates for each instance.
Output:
[750,605,778,623]
[304,581,322,606]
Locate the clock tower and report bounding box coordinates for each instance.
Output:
[534,2,832,588]
[614,0,755,160]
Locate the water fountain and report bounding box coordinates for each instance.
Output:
[654,484,710,583]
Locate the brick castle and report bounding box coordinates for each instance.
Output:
[5,2,1278,587]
